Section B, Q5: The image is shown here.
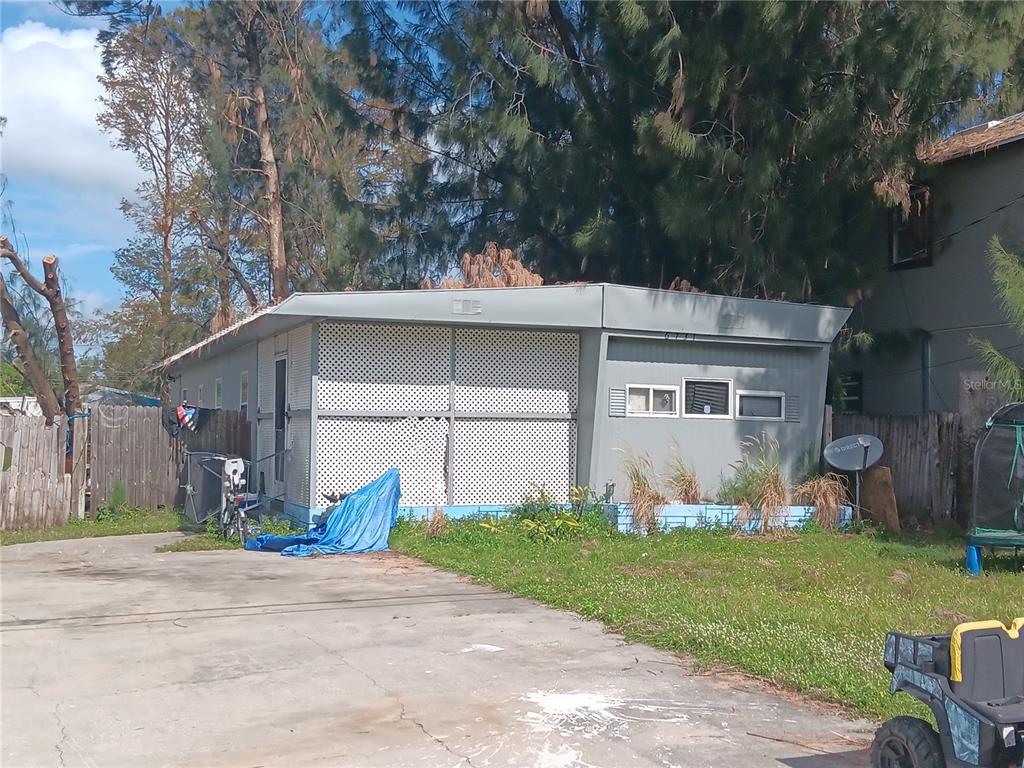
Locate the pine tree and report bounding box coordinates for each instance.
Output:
[342,1,1024,299]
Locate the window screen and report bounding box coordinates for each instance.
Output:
[684,379,730,416]
[737,392,783,419]
[626,385,678,417]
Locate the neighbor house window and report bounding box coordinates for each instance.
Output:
[626,385,679,417]
[683,378,732,418]
[736,390,785,420]
[214,378,223,409]
[181,388,188,404]
[239,371,249,421]
[889,183,932,269]
[836,372,864,415]
[197,384,204,407]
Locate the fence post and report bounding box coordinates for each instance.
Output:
[70,416,88,519]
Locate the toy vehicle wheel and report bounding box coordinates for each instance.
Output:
[871,716,943,768]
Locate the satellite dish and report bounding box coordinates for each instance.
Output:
[824,434,883,472]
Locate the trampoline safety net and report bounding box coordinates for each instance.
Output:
[972,402,1024,545]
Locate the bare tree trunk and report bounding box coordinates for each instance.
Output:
[0,272,61,424]
[0,238,82,416]
[252,77,289,302]
[42,256,82,415]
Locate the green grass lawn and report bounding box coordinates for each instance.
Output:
[0,507,189,546]
[391,515,1023,722]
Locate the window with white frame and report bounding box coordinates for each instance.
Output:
[197,384,204,407]
[214,378,223,409]
[626,385,679,417]
[239,370,249,421]
[736,390,785,420]
[682,378,732,418]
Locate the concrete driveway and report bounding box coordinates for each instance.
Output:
[2,534,872,767]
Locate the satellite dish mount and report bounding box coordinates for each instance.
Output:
[823,434,884,519]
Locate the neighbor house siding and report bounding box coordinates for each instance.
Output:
[848,143,1024,415]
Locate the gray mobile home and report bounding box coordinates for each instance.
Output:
[161,284,849,523]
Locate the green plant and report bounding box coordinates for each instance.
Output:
[109,482,128,515]
[507,485,559,520]
[972,237,1024,400]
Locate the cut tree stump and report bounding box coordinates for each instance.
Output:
[861,465,901,534]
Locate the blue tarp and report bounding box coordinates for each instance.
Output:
[245,468,400,557]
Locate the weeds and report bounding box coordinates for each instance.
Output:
[426,507,448,539]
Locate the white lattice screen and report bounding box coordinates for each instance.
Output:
[316,416,447,506]
[452,419,576,504]
[454,328,578,414]
[318,323,449,412]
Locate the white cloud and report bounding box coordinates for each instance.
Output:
[0,20,144,196]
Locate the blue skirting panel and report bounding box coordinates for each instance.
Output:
[615,503,854,533]
[273,500,852,533]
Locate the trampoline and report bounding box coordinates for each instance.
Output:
[968,402,1024,571]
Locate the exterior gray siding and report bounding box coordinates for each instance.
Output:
[592,335,828,501]
[847,143,1024,416]
[162,284,846,515]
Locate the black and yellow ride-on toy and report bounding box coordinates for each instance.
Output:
[873,619,1024,768]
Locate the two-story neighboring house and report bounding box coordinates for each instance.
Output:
[840,113,1024,427]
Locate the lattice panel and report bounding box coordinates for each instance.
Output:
[316,416,447,506]
[318,323,450,412]
[285,414,310,506]
[287,324,312,409]
[454,329,578,414]
[452,419,576,504]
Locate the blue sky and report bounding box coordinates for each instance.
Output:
[1,1,143,316]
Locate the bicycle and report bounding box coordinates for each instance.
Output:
[217,458,250,545]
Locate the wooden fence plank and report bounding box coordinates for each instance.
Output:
[833,411,961,523]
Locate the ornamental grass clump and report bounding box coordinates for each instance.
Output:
[793,473,849,530]
[624,453,667,535]
[666,454,703,504]
[720,433,788,533]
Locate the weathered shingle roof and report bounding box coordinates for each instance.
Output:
[919,112,1024,165]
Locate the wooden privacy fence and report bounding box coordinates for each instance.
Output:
[833,412,961,523]
[0,415,72,530]
[1,406,249,531]
[91,406,250,511]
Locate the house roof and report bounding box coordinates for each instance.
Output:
[159,284,851,372]
[919,112,1024,165]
